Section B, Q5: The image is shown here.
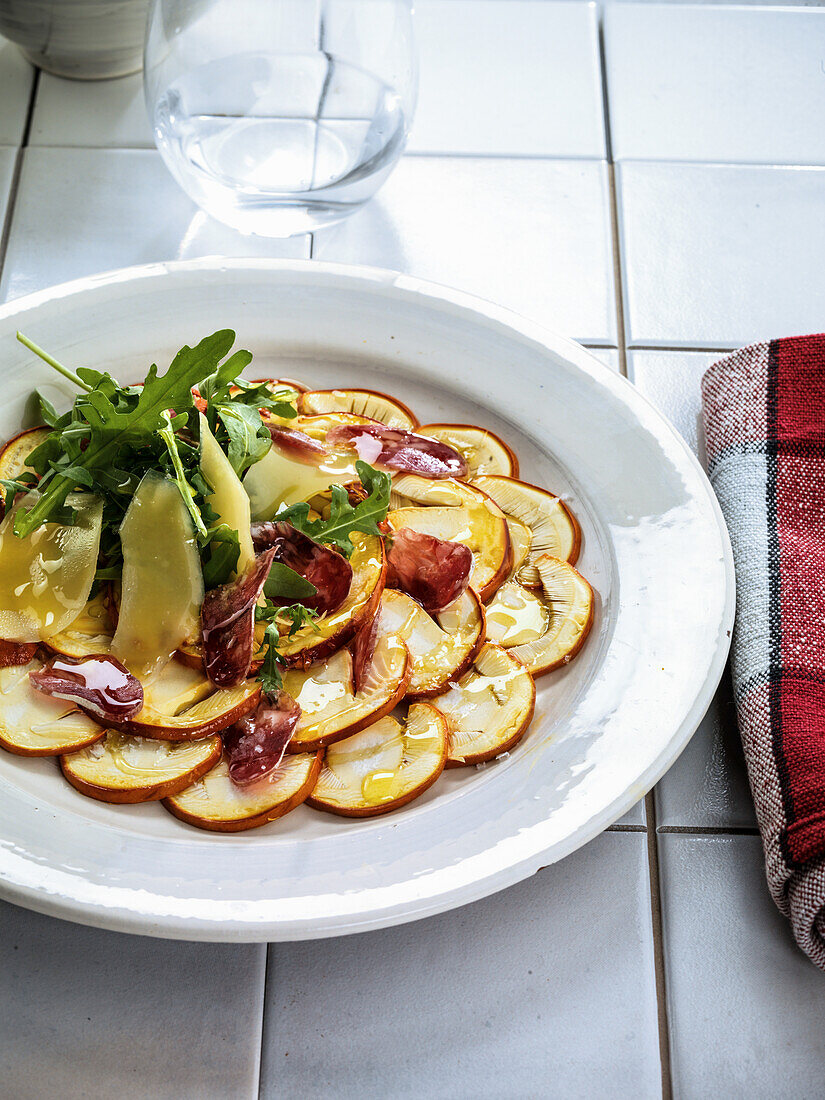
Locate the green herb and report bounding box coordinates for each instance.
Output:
[157,412,207,538]
[199,358,299,478]
[264,563,317,602]
[13,329,241,539]
[276,460,391,557]
[0,475,36,513]
[254,600,319,694]
[201,524,241,589]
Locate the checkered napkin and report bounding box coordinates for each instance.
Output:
[702,334,825,970]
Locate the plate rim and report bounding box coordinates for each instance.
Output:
[0,257,735,941]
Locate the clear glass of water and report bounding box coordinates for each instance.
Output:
[144,0,417,237]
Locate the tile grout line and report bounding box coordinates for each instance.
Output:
[598,11,672,1096]
[645,793,674,1100]
[596,12,628,380]
[0,70,39,287]
[256,943,272,1100]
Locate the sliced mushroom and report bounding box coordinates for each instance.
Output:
[284,629,410,752]
[485,581,550,647]
[0,661,103,756]
[506,516,532,577]
[61,730,222,804]
[506,555,594,676]
[434,644,536,766]
[388,475,511,601]
[164,750,322,832]
[105,659,260,740]
[299,388,418,430]
[417,424,518,478]
[44,589,116,659]
[308,703,447,818]
[274,533,386,669]
[379,588,485,699]
[0,426,50,482]
[472,475,581,579]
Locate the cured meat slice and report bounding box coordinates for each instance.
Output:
[0,639,38,668]
[29,654,143,722]
[268,424,328,463]
[386,527,472,614]
[250,521,352,615]
[223,690,301,786]
[350,611,380,694]
[325,422,467,479]
[202,549,275,688]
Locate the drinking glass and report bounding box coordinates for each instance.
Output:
[144,0,417,237]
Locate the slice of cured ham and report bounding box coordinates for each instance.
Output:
[202,550,275,688]
[267,425,328,463]
[29,654,144,721]
[386,528,472,614]
[223,690,301,785]
[325,423,467,479]
[251,521,352,615]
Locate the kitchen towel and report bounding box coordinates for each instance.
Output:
[702,333,825,970]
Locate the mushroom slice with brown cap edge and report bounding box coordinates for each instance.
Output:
[388,475,511,601]
[164,750,322,832]
[0,426,50,483]
[0,661,104,756]
[434,644,536,767]
[379,587,485,699]
[471,475,581,579]
[284,629,410,753]
[506,555,594,677]
[61,730,222,804]
[299,388,418,430]
[307,702,447,818]
[485,581,550,648]
[417,424,519,478]
[44,588,116,660]
[103,659,260,740]
[272,532,386,670]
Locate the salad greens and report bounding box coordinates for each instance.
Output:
[12,329,393,693]
[278,460,392,558]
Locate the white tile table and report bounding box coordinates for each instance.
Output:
[2,3,825,1097]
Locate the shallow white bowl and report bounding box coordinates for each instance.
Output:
[0,259,734,941]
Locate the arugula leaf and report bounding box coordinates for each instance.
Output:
[201,524,241,589]
[13,330,238,538]
[0,477,33,512]
[258,625,283,693]
[254,600,319,695]
[35,391,59,427]
[216,402,271,476]
[264,563,317,602]
[157,412,207,538]
[276,460,391,557]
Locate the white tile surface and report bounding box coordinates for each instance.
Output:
[0,148,309,303]
[587,345,621,373]
[627,349,754,827]
[605,4,825,164]
[0,40,34,145]
[314,156,617,344]
[409,0,604,157]
[261,832,660,1099]
[0,900,265,1100]
[617,162,825,348]
[30,72,154,148]
[659,834,825,1097]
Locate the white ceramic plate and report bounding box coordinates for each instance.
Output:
[0,260,733,941]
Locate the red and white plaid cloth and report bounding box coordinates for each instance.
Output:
[702,334,825,970]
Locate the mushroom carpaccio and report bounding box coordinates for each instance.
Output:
[0,341,594,831]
